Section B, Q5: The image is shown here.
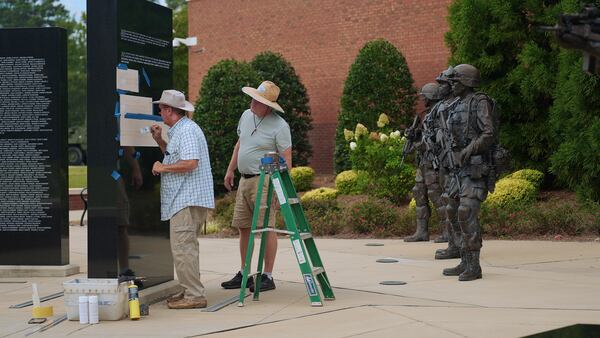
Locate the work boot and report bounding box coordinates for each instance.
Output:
[433,226,449,243]
[221,271,254,289]
[404,220,429,242]
[459,251,482,281]
[249,274,276,292]
[435,245,460,259]
[166,291,184,303]
[167,296,207,309]
[442,249,467,276]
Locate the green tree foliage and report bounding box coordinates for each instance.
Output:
[171,2,188,94]
[65,13,86,128]
[0,0,69,28]
[250,51,313,166]
[194,60,260,194]
[335,39,417,172]
[549,49,600,201]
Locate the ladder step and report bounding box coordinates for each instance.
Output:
[300,232,312,240]
[288,198,300,204]
[252,228,294,235]
[313,267,325,275]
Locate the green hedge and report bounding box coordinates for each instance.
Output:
[194,59,260,194]
[290,166,315,192]
[334,39,417,172]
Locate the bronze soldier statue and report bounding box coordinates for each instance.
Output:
[431,67,463,258]
[439,64,498,281]
[404,83,447,242]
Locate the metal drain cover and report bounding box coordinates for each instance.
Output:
[365,243,384,246]
[376,258,399,263]
[379,281,407,285]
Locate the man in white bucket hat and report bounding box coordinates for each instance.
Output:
[221,81,292,292]
[150,89,215,309]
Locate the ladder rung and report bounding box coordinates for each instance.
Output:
[300,232,312,240]
[252,228,294,235]
[313,267,325,275]
[288,198,300,204]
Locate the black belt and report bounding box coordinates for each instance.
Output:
[241,173,259,179]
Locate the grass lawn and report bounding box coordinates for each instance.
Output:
[69,166,87,188]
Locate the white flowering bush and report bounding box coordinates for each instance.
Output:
[345,114,415,203]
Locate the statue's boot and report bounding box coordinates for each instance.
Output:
[435,231,460,259]
[459,250,482,281]
[433,226,449,243]
[404,220,429,242]
[442,249,467,276]
[433,206,449,243]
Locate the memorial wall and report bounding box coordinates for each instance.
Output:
[0,28,69,265]
[87,0,173,287]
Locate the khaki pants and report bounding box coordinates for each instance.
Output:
[232,176,276,229]
[170,206,208,299]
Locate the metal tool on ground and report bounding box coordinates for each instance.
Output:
[238,152,335,307]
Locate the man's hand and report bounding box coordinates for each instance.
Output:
[224,169,235,191]
[150,124,162,143]
[152,161,164,176]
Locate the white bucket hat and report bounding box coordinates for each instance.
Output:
[153,89,194,112]
[242,81,284,113]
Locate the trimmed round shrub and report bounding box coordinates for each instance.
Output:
[301,187,338,203]
[290,166,315,192]
[485,178,537,209]
[335,39,417,172]
[345,197,399,235]
[505,169,544,190]
[251,51,313,166]
[335,170,369,195]
[194,59,261,195]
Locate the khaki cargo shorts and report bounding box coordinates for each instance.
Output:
[232,175,277,229]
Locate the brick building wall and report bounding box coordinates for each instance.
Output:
[188,0,452,173]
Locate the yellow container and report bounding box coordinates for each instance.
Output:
[127,284,140,320]
[32,306,53,318]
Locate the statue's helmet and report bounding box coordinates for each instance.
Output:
[436,66,455,83]
[452,64,481,87]
[420,82,441,100]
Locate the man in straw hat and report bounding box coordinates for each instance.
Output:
[221,81,292,292]
[150,89,215,309]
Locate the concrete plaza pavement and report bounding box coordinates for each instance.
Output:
[1,223,599,338]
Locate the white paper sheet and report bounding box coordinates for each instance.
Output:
[119,94,169,147]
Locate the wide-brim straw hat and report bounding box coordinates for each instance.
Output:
[242,81,284,113]
[153,89,194,112]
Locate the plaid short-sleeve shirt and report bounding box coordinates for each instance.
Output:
[160,117,214,220]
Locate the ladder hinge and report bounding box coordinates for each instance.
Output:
[288,198,300,204]
[313,267,325,275]
[300,232,312,240]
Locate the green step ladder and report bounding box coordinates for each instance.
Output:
[238,152,335,307]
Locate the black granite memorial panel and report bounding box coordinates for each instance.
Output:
[87,0,173,287]
[0,28,69,265]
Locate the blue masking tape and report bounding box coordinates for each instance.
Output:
[116,89,127,95]
[141,67,151,87]
[114,102,120,117]
[118,149,125,157]
[124,113,163,122]
[115,133,120,141]
[117,63,128,70]
[134,151,141,160]
[111,170,121,181]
